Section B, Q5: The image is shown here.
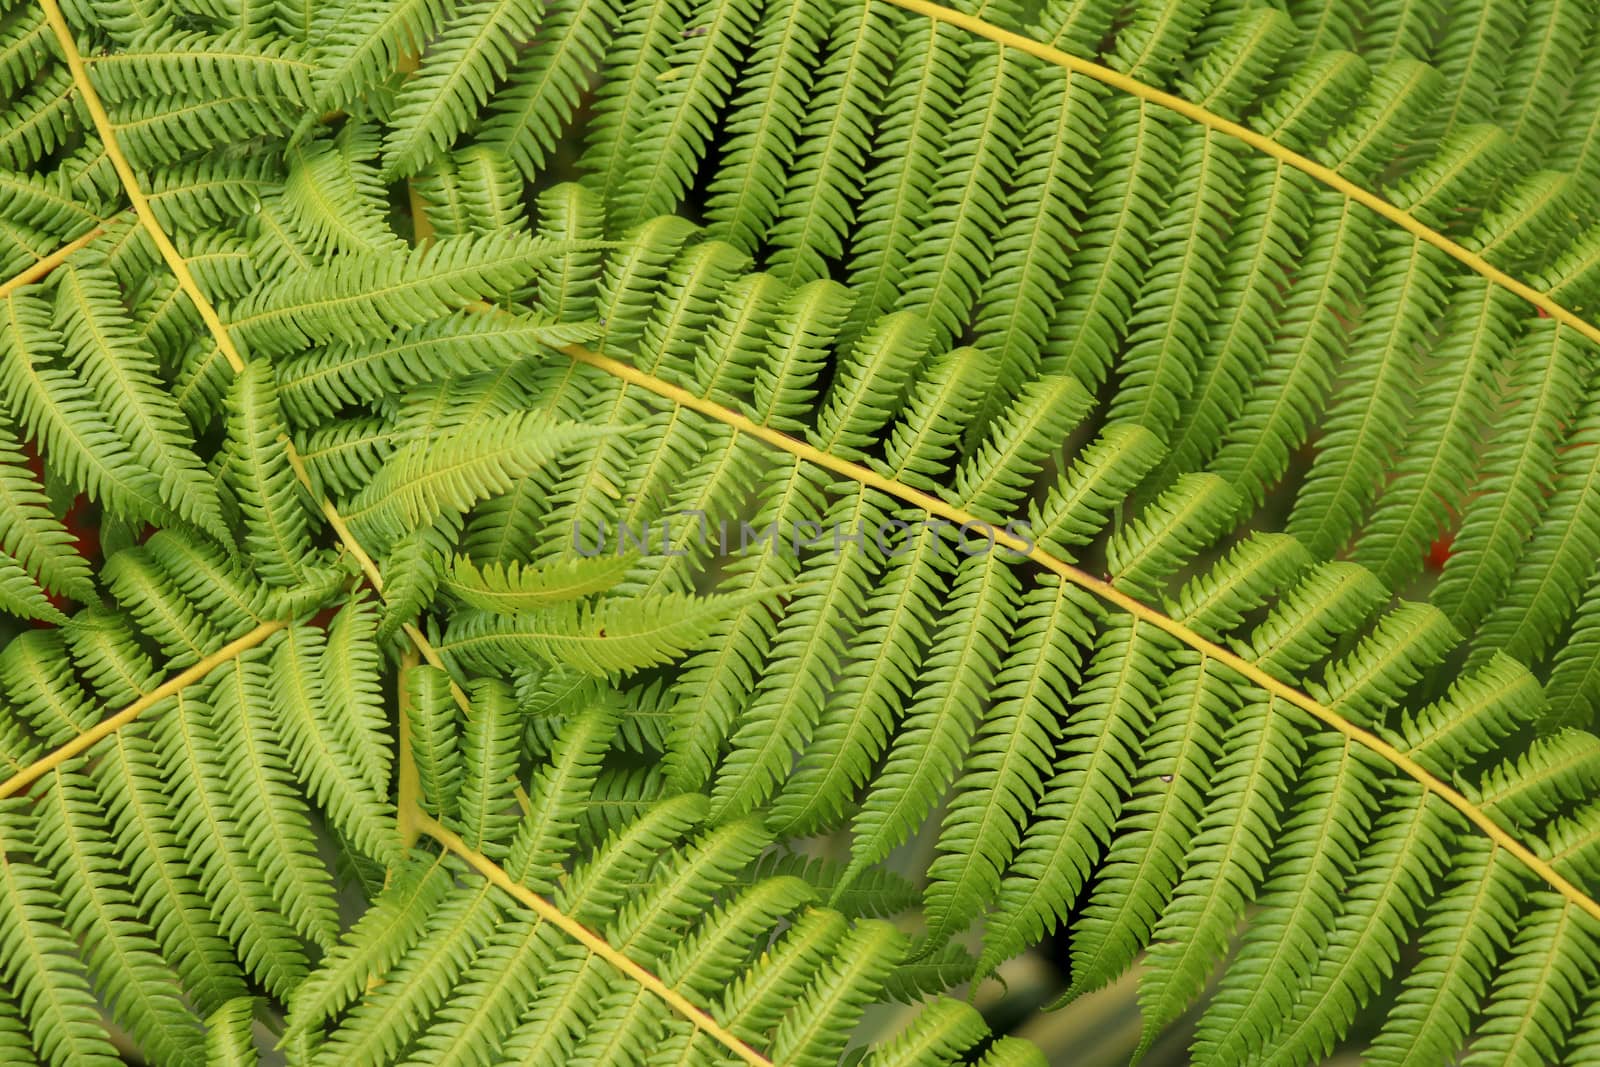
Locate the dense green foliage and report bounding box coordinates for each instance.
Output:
[1,0,1599,1064]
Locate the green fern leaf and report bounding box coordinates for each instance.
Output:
[202,997,259,1066]
[381,0,543,178]
[0,798,124,1067]
[442,589,762,676]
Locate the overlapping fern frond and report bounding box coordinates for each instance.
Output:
[0,0,1599,1063]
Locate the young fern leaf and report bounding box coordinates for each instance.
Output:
[221,359,319,586]
[452,677,521,854]
[275,300,595,425]
[343,412,599,551]
[280,124,399,256]
[442,588,770,676]
[442,552,635,612]
[375,511,459,640]
[227,232,584,351]
[202,997,259,1066]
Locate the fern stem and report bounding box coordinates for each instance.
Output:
[0,225,103,299]
[396,49,437,248]
[564,343,1600,925]
[36,0,248,375]
[884,0,1600,350]
[414,812,775,1067]
[0,620,286,800]
[395,649,424,850]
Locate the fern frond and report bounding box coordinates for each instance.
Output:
[149,689,310,1001]
[31,766,209,1067]
[91,32,313,165]
[0,797,124,1067]
[0,67,79,172]
[1435,318,1584,640]
[0,285,172,524]
[276,309,591,425]
[0,425,92,603]
[841,553,1020,887]
[442,589,762,676]
[413,145,523,239]
[0,6,51,100]
[841,6,962,338]
[606,0,755,231]
[266,625,397,862]
[969,68,1100,414]
[1462,893,1599,1065]
[1064,653,1242,1001]
[452,676,520,854]
[101,547,222,667]
[304,0,449,119]
[443,553,633,612]
[922,577,1092,944]
[51,260,226,537]
[979,619,1171,975]
[343,411,595,550]
[1287,236,1450,555]
[380,0,542,178]
[281,854,451,1040]
[478,0,616,179]
[764,0,894,284]
[202,997,258,1065]
[220,359,318,585]
[403,663,462,821]
[204,652,340,949]
[227,231,580,351]
[280,125,398,255]
[1190,743,1385,1065]
[8,1,1600,1062]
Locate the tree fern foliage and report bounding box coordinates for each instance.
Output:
[0,0,1598,1063]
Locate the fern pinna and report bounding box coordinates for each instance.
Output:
[0,0,1597,1063]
